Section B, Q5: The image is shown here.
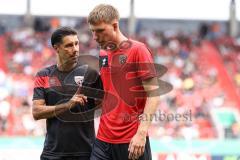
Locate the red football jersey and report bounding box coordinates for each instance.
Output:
[97,39,157,143]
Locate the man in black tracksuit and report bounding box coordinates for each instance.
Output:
[32,27,102,160]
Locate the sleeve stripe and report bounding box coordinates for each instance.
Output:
[34,76,49,88]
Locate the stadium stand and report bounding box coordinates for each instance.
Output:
[0,17,239,140]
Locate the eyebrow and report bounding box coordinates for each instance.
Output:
[64,40,79,47]
[91,27,105,32]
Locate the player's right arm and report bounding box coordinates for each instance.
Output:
[32,94,87,120]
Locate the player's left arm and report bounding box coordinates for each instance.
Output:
[128,44,160,159]
[128,77,160,160]
[139,77,160,134]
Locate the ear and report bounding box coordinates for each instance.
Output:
[53,44,59,53]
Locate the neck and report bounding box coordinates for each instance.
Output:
[116,32,128,46]
[57,57,76,72]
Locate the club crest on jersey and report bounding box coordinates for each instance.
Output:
[74,76,84,86]
[119,55,127,64]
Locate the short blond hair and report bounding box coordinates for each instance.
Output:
[88,4,119,25]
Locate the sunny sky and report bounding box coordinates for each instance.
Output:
[0,0,239,20]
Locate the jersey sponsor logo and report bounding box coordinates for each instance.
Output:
[49,76,61,87]
[74,76,84,86]
[99,56,108,68]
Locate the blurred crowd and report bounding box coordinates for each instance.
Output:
[0,17,240,139]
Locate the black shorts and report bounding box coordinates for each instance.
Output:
[90,137,152,160]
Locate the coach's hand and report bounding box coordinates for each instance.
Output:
[128,131,146,160]
[68,94,88,107]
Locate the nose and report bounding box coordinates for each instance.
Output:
[92,32,98,41]
[71,44,79,56]
[73,44,79,52]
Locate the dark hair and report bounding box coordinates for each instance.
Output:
[51,27,78,47]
